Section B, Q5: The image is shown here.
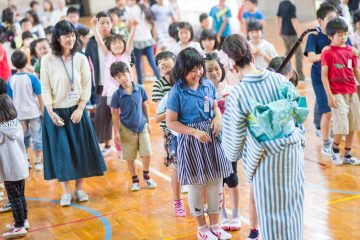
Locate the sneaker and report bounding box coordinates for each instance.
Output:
[229,217,241,231]
[315,129,322,138]
[181,185,189,194]
[131,182,140,191]
[174,200,186,217]
[34,162,43,171]
[6,219,30,230]
[2,227,27,239]
[197,228,218,240]
[74,190,89,202]
[144,178,157,189]
[101,146,115,157]
[220,217,230,231]
[60,193,72,207]
[247,229,260,240]
[321,144,332,156]
[211,226,232,239]
[331,152,343,165]
[0,202,11,213]
[343,156,360,165]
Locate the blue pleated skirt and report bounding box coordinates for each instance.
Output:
[43,106,107,181]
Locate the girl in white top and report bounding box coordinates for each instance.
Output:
[247,20,278,69]
[26,10,46,38]
[169,21,203,55]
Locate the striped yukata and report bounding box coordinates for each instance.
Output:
[222,69,306,240]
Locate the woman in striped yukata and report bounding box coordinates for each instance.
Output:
[166,47,233,240]
[221,34,308,240]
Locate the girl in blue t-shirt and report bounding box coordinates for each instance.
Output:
[166,47,232,240]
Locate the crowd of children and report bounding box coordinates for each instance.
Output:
[0,0,360,239]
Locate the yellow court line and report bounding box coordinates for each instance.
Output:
[325,194,360,206]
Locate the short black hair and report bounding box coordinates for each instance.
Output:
[96,11,113,22]
[20,17,31,26]
[204,52,226,82]
[0,78,7,95]
[45,25,54,36]
[168,22,180,41]
[316,3,337,20]
[67,7,79,16]
[22,31,33,41]
[26,10,40,25]
[108,7,121,17]
[199,13,208,23]
[247,20,263,32]
[199,29,219,50]
[326,17,348,36]
[51,20,80,56]
[171,47,205,83]
[268,56,298,86]
[30,1,39,8]
[177,21,194,41]
[353,10,360,24]
[110,61,131,77]
[104,34,126,54]
[2,8,14,25]
[155,51,176,66]
[30,38,38,57]
[246,0,258,4]
[0,95,17,123]
[77,26,90,36]
[11,50,27,69]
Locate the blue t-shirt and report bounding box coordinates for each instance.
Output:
[110,82,148,133]
[304,26,352,82]
[167,78,216,125]
[209,6,232,38]
[242,10,265,23]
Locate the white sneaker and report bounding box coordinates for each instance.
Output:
[181,185,189,194]
[144,178,157,189]
[198,228,218,240]
[230,217,242,231]
[315,129,322,138]
[331,152,343,165]
[101,146,115,157]
[74,190,89,202]
[343,156,360,165]
[220,217,230,231]
[6,219,30,230]
[2,227,27,239]
[60,193,72,207]
[211,226,232,239]
[131,182,140,191]
[321,144,332,156]
[35,162,43,171]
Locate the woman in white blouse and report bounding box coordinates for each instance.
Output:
[41,20,106,207]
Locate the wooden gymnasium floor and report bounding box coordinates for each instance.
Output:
[0,20,359,240]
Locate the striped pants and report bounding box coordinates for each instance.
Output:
[252,142,304,240]
[4,179,28,228]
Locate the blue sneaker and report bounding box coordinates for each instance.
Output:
[247,229,259,240]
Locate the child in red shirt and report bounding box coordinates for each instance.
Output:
[0,44,11,80]
[321,18,360,166]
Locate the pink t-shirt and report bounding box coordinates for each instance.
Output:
[102,52,131,97]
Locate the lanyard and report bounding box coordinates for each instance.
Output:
[60,55,74,91]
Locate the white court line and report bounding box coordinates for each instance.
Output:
[129,159,251,226]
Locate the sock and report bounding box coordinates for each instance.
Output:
[210,224,220,231]
[198,225,209,233]
[332,143,340,154]
[132,175,139,183]
[220,208,228,220]
[232,208,240,219]
[344,148,352,158]
[35,156,41,163]
[143,171,150,180]
[323,139,331,148]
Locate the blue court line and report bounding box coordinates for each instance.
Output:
[26,198,112,240]
[305,182,360,195]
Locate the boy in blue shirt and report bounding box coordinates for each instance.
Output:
[304,4,341,155]
[209,0,232,46]
[110,61,157,192]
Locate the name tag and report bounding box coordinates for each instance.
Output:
[204,96,210,113]
[67,91,80,101]
[348,59,352,68]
